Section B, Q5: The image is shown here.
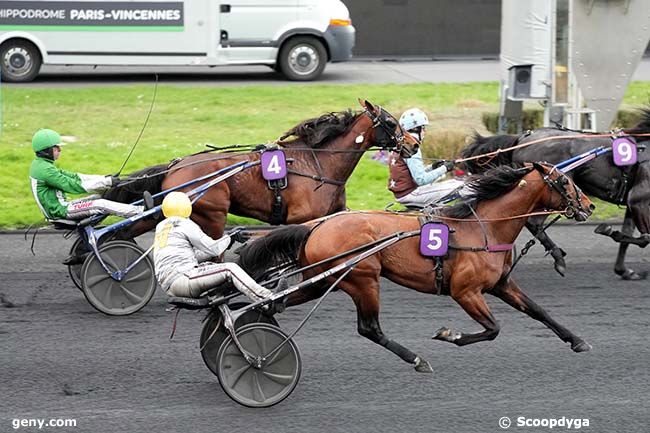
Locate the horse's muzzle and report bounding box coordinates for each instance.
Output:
[576,205,595,222]
[575,212,589,222]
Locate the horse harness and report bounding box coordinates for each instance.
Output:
[416,166,577,295]
[266,107,410,225]
[417,205,517,296]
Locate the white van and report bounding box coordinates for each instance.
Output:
[0,0,355,82]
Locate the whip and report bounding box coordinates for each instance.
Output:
[115,73,159,177]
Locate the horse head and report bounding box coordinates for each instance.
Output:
[358,99,419,158]
[532,162,595,222]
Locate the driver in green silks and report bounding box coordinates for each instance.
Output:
[28,129,151,221]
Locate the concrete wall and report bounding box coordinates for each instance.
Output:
[346,0,650,58]
[345,0,501,58]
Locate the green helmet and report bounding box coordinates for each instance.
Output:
[32,129,63,153]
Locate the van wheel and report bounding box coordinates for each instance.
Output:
[1,40,42,83]
[278,37,327,81]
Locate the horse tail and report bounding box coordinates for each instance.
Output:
[102,163,167,203]
[461,132,519,173]
[238,225,311,281]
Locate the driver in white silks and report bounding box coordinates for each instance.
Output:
[153,191,281,301]
[388,108,467,208]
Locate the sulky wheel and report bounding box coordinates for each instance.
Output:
[67,236,88,291]
[67,232,136,291]
[200,302,278,376]
[216,323,301,408]
[80,240,156,316]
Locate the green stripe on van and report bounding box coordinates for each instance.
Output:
[0,25,184,32]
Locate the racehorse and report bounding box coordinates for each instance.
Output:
[460,109,650,280]
[237,163,595,372]
[103,100,418,239]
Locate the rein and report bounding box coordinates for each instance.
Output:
[432,209,566,223]
[456,131,650,165]
[498,214,563,282]
[114,147,352,188]
[287,168,346,187]
[432,206,565,253]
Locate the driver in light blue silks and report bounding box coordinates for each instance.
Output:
[387,108,466,208]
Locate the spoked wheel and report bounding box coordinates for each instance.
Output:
[216,323,301,408]
[80,240,156,316]
[200,302,278,376]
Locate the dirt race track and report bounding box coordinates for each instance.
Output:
[1,224,649,433]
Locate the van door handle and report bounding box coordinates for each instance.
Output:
[220,4,231,13]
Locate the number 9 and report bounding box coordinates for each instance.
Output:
[618,141,633,162]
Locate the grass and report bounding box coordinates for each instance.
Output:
[2,81,650,228]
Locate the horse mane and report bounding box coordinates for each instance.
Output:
[460,132,520,173]
[279,110,359,148]
[624,105,650,134]
[102,163,167,203]
[238,225,311,281]
[442,165,534,219]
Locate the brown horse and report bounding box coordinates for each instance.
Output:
[104,99,418,239]
[237,163,595,372]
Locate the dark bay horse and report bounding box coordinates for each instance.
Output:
[238,164,594,372]
[104,100,418,239]
[461,109,650,280]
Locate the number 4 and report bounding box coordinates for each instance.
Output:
[267,154,282,174]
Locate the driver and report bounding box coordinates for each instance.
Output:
[388,108,465,208]
[29,129,152,221]
[153,191,283,301]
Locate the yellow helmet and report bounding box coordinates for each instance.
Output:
[162,191,192,218]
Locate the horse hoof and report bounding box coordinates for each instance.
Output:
[619,269,648,281]
[594,223,612,236]
[432,327,461,343]
[571,340,592,353]
[432,327,451,340]
[413,357,434,373]
[553,262,566,277]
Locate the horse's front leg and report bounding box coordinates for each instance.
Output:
[596,209,648,280]
[489,278,591,352]
[432,290,501,347]
[526,218,566,277]
[616,172,650,279]
[614,210,647,280]
[344,276,433,373]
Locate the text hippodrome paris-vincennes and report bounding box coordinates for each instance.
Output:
[0,8,181,21]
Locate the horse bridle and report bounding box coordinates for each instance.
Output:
[364,107,414,157]
[540,165,588,218]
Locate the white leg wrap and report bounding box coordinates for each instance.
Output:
[66,198,144,219]
[398,179,466,208]
[169,262,272,301]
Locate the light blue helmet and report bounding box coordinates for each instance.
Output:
[399,108,429,132]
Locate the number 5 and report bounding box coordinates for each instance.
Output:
[427,229,443,251]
